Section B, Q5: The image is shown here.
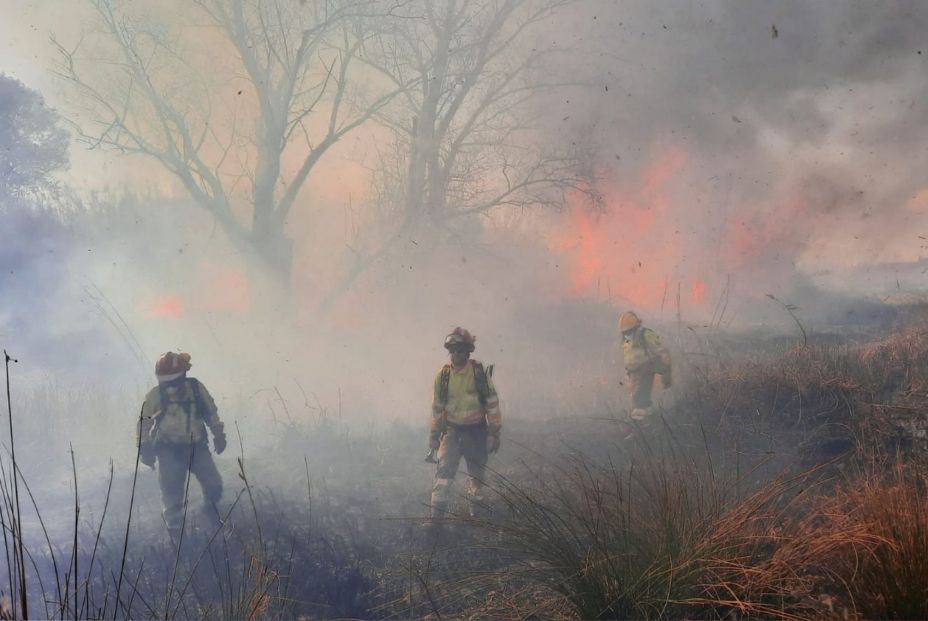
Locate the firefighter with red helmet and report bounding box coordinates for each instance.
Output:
[619,311,673,420]
[428,327,502,519]
[138,352,227,538]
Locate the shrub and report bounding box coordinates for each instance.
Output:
[822,460,928,620]
[478,444,876,620]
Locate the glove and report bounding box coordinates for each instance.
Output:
[139,445,156,469]
[213,433,227,455]
[487,432,501,455]
[661,373,673,389]
[429,431,442,451]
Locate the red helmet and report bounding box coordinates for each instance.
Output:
[444,327,476,352]
[155,351,192,376]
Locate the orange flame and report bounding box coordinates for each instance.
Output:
[691,278,707,305]
[551,147,709,309]
[140,264,250,320]
[145,294,185,318]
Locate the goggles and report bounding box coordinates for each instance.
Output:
[444,337,474,352]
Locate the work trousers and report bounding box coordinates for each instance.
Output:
[628,370,656,410]
[155,441,223,534]
[431,423,488,516]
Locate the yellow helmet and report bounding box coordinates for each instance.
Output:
[618,311,641,333]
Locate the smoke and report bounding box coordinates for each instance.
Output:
[0,1,926,496]
[529,0,928,320]
[0,204,71,355]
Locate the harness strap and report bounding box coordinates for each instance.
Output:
[472,362,490,407]
[639,328,651,358]
[439,364,452,407]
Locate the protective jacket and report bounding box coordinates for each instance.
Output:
[623,328,672,375]
[139,376,224,447]
[431,360,502,432]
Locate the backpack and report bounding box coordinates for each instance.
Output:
[151,378,207,444]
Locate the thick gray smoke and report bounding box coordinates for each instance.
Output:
[539,1,928,306]
[0,3,926,550]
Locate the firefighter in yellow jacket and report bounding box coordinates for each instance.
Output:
[619,312,672,420]
[138,352,226,537]
[428,327,502,518]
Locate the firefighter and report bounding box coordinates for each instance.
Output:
[428,327,502,519]
[619,311,672,420]
[138,352,227,538]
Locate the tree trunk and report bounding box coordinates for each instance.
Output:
[253,231,294,284]
[247,222,294,317]
[249,100,290,286]
[404,5,453,221]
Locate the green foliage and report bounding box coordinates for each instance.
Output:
[0,73,69,201]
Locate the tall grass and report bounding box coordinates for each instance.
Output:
[0,370,380,620]
[821,459,928,619]
[454,310,928,620]
[676,306,928,471]
[475,439,880,620]
[0,448,380,620]
[2,350,27,619]
[4,309,928,619]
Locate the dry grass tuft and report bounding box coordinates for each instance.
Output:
[819,459,928,620]
[476,448,882,620]
[681,307,928,468]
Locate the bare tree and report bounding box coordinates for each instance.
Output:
[53,0,408,289]
[344,0,596,282]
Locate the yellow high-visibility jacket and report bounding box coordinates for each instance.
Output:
[430,360,502,433]
[623,328,672,375]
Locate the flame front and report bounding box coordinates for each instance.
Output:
[551,147,709,310]
[145,294,185,318]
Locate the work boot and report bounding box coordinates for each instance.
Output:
[429,501,449,520]
[166,523,183,548]
[630,407,650,421]
[466,482,489,519]
[200,503,224,534]
[423,501,449,542]
[468,499,491,519]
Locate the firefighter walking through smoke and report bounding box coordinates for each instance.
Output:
[428,327,502,520]
[620,311,673,420]
[138,352,227,539]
